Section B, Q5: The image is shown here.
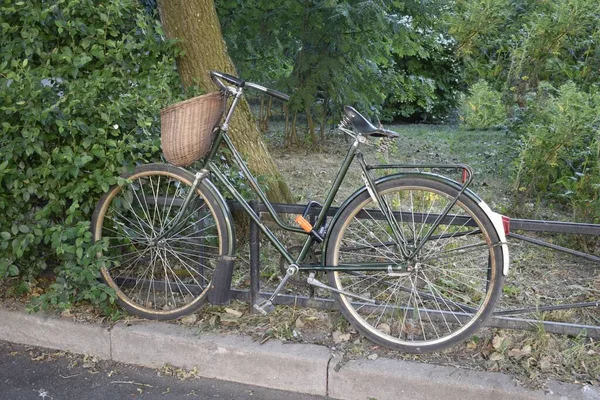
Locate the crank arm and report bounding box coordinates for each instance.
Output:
[306,274,375,304]
[254,264,298,315]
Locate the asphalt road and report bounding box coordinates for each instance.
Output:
[0,340,328,400]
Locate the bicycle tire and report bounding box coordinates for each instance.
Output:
[325,176,504,352]
[91,163,231,320]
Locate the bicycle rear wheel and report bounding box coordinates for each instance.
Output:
[326,176,504,352]
[91,163,231,320]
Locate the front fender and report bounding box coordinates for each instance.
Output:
[200,177,236,256]
[199,177,237,304]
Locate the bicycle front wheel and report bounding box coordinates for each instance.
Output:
[91,163,231,320]
[326,176,503,352]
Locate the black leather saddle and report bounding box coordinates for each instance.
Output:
[343,106,399,138]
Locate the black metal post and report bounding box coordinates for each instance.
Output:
[308,211,317,298]
[249,201,261,312]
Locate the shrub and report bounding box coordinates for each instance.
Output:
[459,80,506,130]
[381,26,462,122]
[0,0,182,311]
[513,82,600,222]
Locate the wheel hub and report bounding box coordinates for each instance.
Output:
[387,260,421,277]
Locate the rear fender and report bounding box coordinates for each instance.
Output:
[323,172,509,275]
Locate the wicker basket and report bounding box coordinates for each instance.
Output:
[160,92,225,166]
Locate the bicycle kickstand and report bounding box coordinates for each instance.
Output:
[253,264,298,315]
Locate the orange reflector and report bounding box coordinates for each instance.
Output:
[502,216,510,235]
[295,215,313,233]
[462,168,468,183]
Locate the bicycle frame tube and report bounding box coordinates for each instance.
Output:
[198,83,481,273]
[296,139,360,264]
[356,153,411,258]
[207,131,361,267]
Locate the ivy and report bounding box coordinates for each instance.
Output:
[0,0,183,311]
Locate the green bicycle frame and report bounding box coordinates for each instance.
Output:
[206,128,361,270]
[169,85,476,274]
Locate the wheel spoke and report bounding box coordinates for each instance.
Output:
[327,178,503,352]
[93,167,226,319]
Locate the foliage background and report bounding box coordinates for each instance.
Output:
[450,0,600,222]
[1,0,599,311]
[216,0,463,134]
[0,0,183,310]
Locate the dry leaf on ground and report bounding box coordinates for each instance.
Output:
[332,330,351,344]
[224,308,243,318]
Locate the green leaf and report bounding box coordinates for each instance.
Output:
[73,54,92,68]
[8,265,19,276]
[0,0,179,312]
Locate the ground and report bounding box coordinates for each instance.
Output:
[1,121,598,390]
[226,121,599,389]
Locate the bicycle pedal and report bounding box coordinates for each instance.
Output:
[253,298,275,315]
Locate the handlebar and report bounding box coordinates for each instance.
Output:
[210,71,289,102]
[245,82,290,102]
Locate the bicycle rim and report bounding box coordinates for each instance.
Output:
[327,177,503,352]
[92,165,226,319]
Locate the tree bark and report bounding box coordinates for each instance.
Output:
[157,0,292,202]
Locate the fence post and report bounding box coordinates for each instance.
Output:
[309,210,317,298]
[249,200,261,312]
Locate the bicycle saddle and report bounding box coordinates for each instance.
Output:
[343,106,399,138]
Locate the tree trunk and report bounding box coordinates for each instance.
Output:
[259,96,265,132]
[157,0,292,202]
[291,111,299,146]
[264,96,272,132]
[306,107,316,145]
[320,96,328,142]
[283,104,290,146]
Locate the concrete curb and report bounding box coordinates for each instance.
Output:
[110,321,330,395]
[1,307,598,399]
[327,356,595,400]
[0,307,111,359]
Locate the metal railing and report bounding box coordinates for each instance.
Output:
[229,201,600,339]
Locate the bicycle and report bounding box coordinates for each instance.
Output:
[91,71,510,353]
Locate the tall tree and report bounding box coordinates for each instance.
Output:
[157,0,292,202]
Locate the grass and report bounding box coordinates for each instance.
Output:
[245,120,599,387]
[268,123,516,209]
[2,117,597,389]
